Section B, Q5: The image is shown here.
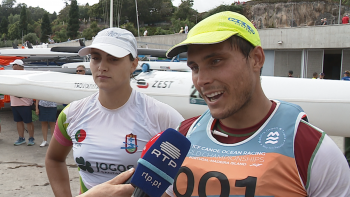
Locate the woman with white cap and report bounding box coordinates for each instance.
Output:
[45,28,184,197]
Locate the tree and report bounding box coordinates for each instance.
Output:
[0,0,17,19]
[58,5,70,23]
[67,0,80,39]
[27,6,47,22]
[19,5,28,36]
[23,33,38,44]
[122,22,137,36]
[8,21,20,40]
[173,0,197,22]
[79,3,90,22]
[0,17,9,35]
[53,28,68,43]
[2,0,16,9]
[203,4,243,19]
[28,21,40,38]
[40,13,52,43]
[82,21,100,40]
[8,13,20,24]
[50,11,57,22]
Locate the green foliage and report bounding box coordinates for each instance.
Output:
[27,7,48,23]
[51,21,67,43]
[30,21,41,40]
[0,17,9,35]
[0,39,19,48]
[50,12,57,22]
[8,21,20,40]
[122,22,138,37]
[8,14,20,24]
[173,0,197,22]
[153,27,173,35]
[87,3,101,18]
[79,4,90,21]
[203,4,243,19]
[82,21,100,40]
[67,0,80,39]
[53,28,68,43]
[58,5,70,23]
[40,13,52,43]
[2,0,16,9]
[340,0,350,6]
[23,33,38,44]
[19,5,28,35]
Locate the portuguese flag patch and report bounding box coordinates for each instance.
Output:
[75,129,87,142]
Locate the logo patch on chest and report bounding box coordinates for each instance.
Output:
[258,127,286,149]
[121,133,138,154]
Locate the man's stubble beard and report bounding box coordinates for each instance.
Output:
[209,86,253,120]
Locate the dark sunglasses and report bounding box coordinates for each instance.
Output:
[76,70,85,72]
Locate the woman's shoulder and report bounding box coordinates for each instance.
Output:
[134,90,169,109]
[134,90,182,118]
[65,92,98,115]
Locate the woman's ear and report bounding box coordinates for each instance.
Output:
[130,57,139,74]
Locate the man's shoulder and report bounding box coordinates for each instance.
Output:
[178,115,201,136]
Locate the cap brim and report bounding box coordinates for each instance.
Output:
[166,31,238,58]
[78,43,130,58]
[9,62,23,66]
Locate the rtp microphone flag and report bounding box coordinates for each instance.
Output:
[131,128,191,197]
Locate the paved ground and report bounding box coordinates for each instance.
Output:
[0,106,80,197]
[0,105,345,197]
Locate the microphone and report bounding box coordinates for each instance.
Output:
[130,128,191,197]
[123,132,163,185]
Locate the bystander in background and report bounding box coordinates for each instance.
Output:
[76,65,86,75]
[342,15,349,24]
[319,72,325,79]
[341,70,350,167]
[342,70,350,80]
[312,72,318,79]
[185,24,189,34]
[288,70,293,77]
[251,20,256,28]
[36,100,57,147]
[10,60,35,146]
[322,18,328,25]
[179,27,184,33]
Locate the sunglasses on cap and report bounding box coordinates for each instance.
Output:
[76,70,85,72]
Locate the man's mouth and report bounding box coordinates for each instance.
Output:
[205,91,224,102]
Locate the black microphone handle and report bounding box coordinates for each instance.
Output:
[124,175,149,197]
[131,187,150,197]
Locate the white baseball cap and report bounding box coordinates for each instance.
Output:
[9,59,24,66]
[78,28,137,58]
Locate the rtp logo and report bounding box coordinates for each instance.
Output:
[151,141,181,168]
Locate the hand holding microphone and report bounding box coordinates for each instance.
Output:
[76,168,135,197]
[130,128,191,197]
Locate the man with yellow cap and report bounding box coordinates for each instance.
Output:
[164,11,350,197]
[77,11,350,197]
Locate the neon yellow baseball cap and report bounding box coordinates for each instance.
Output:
[166,11,261,58]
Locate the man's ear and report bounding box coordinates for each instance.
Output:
[250,46,265,73]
